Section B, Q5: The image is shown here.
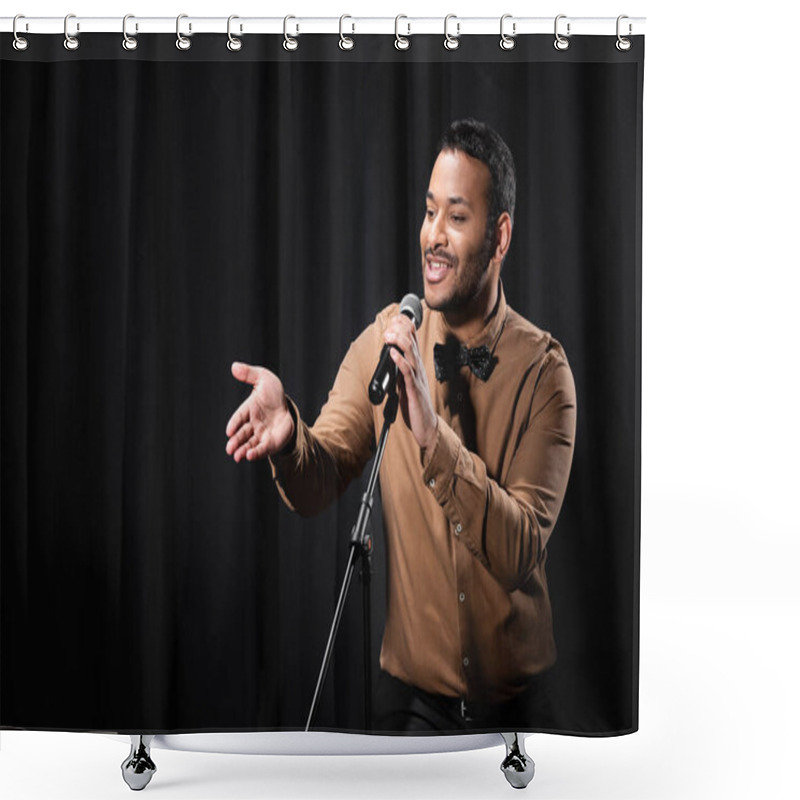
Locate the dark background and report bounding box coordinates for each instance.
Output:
[1,35,642,734]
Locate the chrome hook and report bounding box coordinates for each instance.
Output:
[283,15,298,51]
[500,14,516,51]
[616,15,632,51]
[554,14,570,51]
[444,14,460,51]
[64,13,80,51]
[227,15,242,51]
[395,14,410,51]
[12,14,29,51]
[176,13,191,51]
[122,14,138,51]
[339,14,354,50]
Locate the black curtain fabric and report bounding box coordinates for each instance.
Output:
[1,34,643,734]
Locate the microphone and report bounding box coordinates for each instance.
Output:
[369,293,423,405]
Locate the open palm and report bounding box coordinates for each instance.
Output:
[225,362,294,462]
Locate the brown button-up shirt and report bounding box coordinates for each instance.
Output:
[271,284,576,704]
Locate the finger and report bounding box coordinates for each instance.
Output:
[389,333,422,376]
[225,400,252,438]
[408,334,425,374]
[395,368,407,395]
[384,328,414,358]
[387,314,415,337]
[393,313,415,333]
[390,346,416,380]
[233,433,259,463]
[246,438,275,461]
[231,361,262,387]
[383,315,414,344]
[226,421,254,455]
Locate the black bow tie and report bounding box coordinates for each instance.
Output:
[433,342,494,382]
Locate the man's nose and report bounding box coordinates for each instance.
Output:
[426,214,447,250]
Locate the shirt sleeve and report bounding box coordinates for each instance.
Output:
[421,350,577,593]
[269,323,378,517]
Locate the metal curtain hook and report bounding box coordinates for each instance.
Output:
[12,14,29,51]
[176,13,191,50]
[64,13,80,51]
[227,15,242,51]
[394,14,410,51]
[339,14,354,50]
[500,14,516,50]
[283,15,298,51]
[444,14,460,51]
[122,14,138,51]
[616,14,632,51]
[554,14,570,51]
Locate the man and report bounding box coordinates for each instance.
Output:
[225,119,576,731]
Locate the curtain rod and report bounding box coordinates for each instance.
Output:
[1,16,646,37]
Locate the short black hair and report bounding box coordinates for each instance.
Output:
[437,118,517,233]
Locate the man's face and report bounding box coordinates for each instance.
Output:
[420,149,495,315]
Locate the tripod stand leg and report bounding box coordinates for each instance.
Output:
[500,733,535,789]
[306,547,359,730]
[306,398,395,731]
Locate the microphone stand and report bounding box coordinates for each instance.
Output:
[305,382,399,732]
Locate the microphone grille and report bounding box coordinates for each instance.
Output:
[399,293,423,329]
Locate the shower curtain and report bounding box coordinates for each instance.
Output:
[1,27,643,736]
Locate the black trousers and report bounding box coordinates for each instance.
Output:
[374,669,556,733]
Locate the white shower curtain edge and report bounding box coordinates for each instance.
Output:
[102,731,507,755]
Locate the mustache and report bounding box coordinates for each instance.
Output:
[424,248,457,265]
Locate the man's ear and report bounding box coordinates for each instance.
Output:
[493,212,513,264]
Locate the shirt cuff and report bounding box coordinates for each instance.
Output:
[269,395,301,477]
[421,416,490,568]
[421,415,461,504]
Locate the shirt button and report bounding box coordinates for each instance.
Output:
[459,592,466,603]
[457,392,463,402]
[463,657,470,667]
[455,523,462,535]
[428,478,435,488]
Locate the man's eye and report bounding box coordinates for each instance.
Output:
[451,215,465,223]
[426,208,435,218]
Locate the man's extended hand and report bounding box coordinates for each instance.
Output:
[383,314,438,452]
[225,362,295,462]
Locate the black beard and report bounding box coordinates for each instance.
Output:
[425,231,495,313]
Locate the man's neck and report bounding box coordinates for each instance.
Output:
[443,275,501,342]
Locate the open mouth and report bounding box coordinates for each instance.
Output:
[425,256,454,284]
